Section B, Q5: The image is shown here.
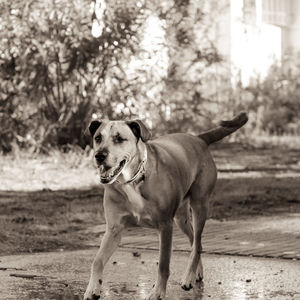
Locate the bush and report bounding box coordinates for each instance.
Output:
[0,0,145,152]
[244,55,300,135]
[2,0,298,153]
[1,0,229,152]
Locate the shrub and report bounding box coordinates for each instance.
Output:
[245,55,300,135]
[0,0,145,152]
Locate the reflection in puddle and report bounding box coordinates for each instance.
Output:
[19,278,83,300]
[231,280,265,300]
[104,281,140,298]
[231,281,247,300]
[137,278,149,299]
[105,278,205,300]
[169,280,205,300]
[28,287,81,300]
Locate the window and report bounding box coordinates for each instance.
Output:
[243,0,256,25]
[262,0,291,27]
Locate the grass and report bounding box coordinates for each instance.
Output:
[247,133,300,149]
[0,146,98,191]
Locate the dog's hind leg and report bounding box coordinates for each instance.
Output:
[181,166,216,290]
[180,195,208,290]
[191,196,208,284]
[174,200,193,246]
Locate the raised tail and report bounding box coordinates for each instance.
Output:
[199,112,248,145]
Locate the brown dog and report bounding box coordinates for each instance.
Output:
[83,112,248,300]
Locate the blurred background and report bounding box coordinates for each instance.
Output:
[1,0,300,154]
[0,0,299,257]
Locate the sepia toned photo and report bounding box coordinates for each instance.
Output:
[0,0,299,299]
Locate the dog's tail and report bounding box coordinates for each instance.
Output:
[199,112,248,145]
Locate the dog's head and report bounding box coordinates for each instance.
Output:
[85,119,151,184]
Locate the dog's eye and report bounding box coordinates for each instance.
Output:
[94,135,102,143]
[113,134,126,144]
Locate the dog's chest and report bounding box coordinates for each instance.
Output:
[121,184,153,225]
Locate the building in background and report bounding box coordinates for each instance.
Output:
[215,0,300,85]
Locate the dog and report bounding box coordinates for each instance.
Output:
[83,112,248,300]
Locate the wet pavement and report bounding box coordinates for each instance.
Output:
[1,214,300,299]
[0,248,300,300]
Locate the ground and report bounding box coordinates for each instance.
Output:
[0,143,299,255]
[0,142,300,299]
[1,248,300,299]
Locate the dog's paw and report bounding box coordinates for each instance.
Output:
[83,295,100,300]
[196,260,204,282]
[195,272,203,283]
[181,282,193,291]
[180,271,196,291]
[83,279,102,300]
[146,284,165,300]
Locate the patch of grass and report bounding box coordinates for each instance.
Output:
[0,146,98,191]
[247,133,300,149]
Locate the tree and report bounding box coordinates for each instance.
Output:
[0,0,145,152]
[0,0,227,152]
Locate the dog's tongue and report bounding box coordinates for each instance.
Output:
[98,160,127,183]
[99,167,116,180]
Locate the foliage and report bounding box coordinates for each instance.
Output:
[1,0,299,153]
[0,0,227,153]
[146,0,223,134]
[0,0,145,152]
[245,56,300,135]
[192,55,300,139]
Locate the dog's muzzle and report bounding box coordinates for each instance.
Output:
[99,159,127,184]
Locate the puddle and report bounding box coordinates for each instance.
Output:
[1,249,299,300]
[28,287,81,300]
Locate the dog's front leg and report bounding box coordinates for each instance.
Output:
[147,221,173,300]
[84,224,123,300]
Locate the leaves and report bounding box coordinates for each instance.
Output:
[0,0,145,152]
[4,0,295,152]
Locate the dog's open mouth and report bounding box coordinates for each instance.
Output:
[100,159,127,184]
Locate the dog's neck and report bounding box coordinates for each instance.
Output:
[119,141,147,185]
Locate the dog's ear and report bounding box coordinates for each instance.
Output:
[85,120,102,137]
[126,119,152,142]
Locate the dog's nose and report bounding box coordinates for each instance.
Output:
[95,152,107,164]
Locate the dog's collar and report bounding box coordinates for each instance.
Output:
[123,147,147,185]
